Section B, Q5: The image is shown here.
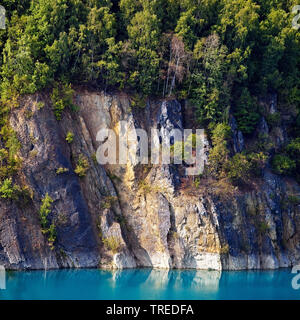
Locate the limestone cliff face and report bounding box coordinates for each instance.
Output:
[0,90,299,270]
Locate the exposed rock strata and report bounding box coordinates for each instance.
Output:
[0,90,298,270]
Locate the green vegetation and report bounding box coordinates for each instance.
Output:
[0,0,298,190]
[193,177,201,189]
[138,179,167,194]
[0,178,19,199]
[272,154,296,175]
[138,179,153,194]
[225,153,252,184]
[272,137,300,181]
[36,101,45,110]
[233,88,260,135]
[51,84,75,121]
[287,194,300,205]
[220,244,230,255]
[39,193,56,250]
[91,153,98,164]
[102,236,122,254]
[208,122,268,184]
[171,133,198,163]
[208,123,231,177]
[101,195,118,209]
[285,138,300,182]
[65,131,74,144]
[0,123,22,180]
[130,93,147,109]
[39,193,53,230]
[47,223,57,249]
[0,178,32,204]
[56,167,69,175]
[0,1,297,104]
[74,154,89,177]
[257,221,270,235]
[266,112,281,128]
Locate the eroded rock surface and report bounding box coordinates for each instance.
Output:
[0,90,299,270]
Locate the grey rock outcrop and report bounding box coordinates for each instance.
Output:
[0,90,299,271]
[229,115,245,154]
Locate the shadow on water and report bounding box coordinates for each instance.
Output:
[0,268,298,300]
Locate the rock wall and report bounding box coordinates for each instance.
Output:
[0,89,299,270]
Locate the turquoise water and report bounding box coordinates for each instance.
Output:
[0,268,299,300]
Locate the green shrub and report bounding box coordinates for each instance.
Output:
[51,88,64,121]
[47,223,57,250]
[266,112,281,128]
[0,124,22,175]
[0,178,17,199]
[171,133,197,163]
[56,167,69,175]
[39,193,53,230]
[0,149,8,166]
[39,193,57,249]
[286,138,300,181]
[247,152,268,176]
[102,236,122,254]
[225,153,251,184]
[286,138,300,158]
[208,123,231,177]
[91,153,97,164]
[36,101,45,110]
[193,177,201,188]
[254,133,274,152]
[74,154,89,177]
[138,180,152,194]
[130,93,147,109]
[272,154,296,175]
[66,131,74,144]
[0,178,31,203]
[211,123,232,146]
[234,88,260,135]
[220,244,230,254]
[15,185,34,204]
[51,83,75,121]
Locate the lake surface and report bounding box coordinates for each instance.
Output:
[0,268,299,300]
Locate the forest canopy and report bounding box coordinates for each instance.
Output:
[0,1,298,119]
[0,1,299,184]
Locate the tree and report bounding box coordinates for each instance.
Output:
[126,5,161,94]
[233,87,260,135]
[208,123,231,177]
[175,8,198,49]
[163,35,188,96]
[190,33,229,126]
[218,0,260,48]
